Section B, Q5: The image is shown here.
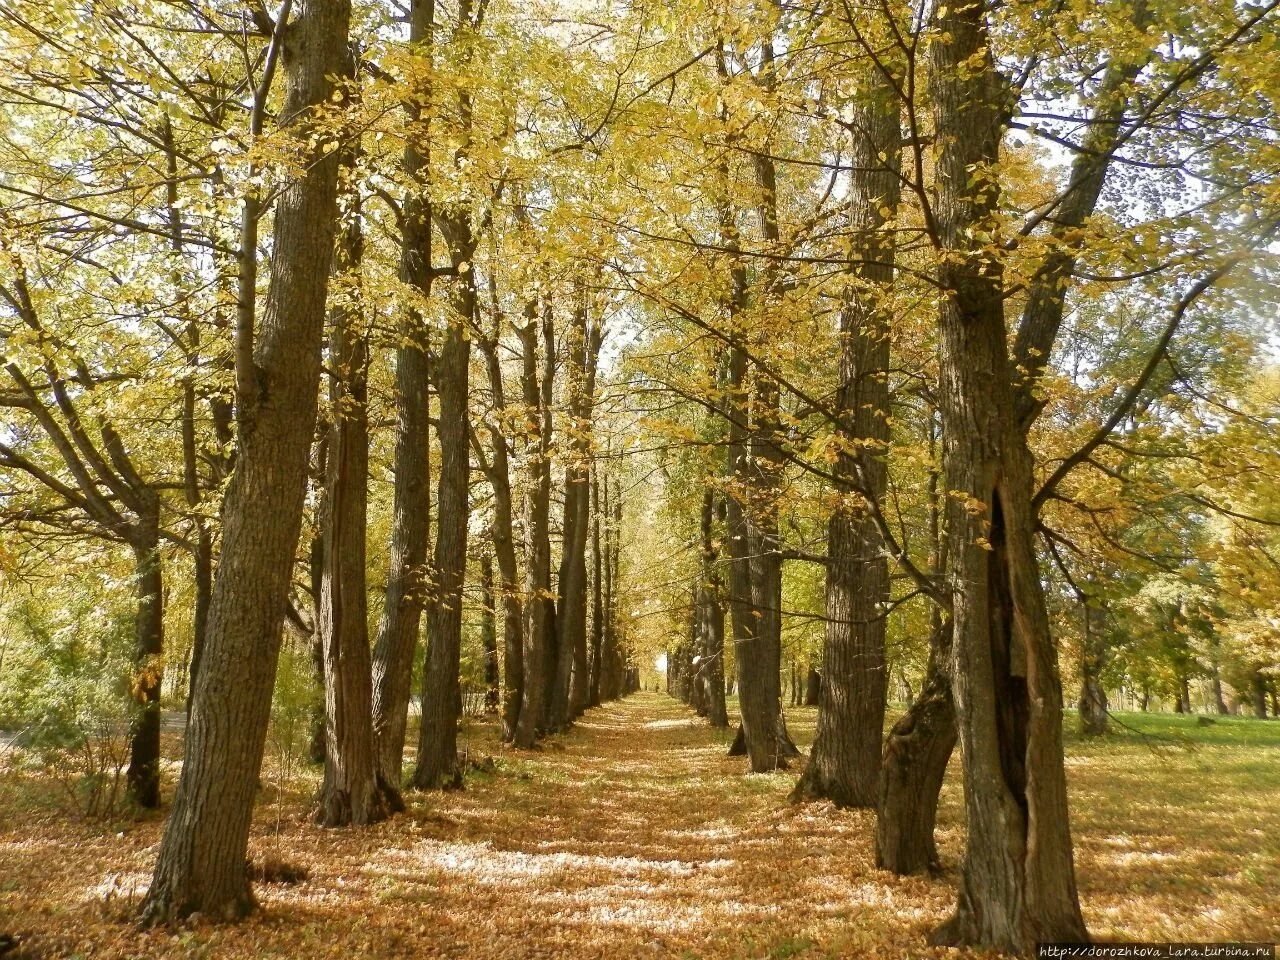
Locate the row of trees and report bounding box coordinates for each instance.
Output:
[2,0,1279,952]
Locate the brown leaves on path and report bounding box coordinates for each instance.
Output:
[2,693,1277,958]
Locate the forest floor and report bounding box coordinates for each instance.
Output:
[2,692,1279,959]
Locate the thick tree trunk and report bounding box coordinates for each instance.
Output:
[127,516,164,810]
[876,625,957,874]
[795,85,897,808]
[138,0,351,922]
[413,244,474,790]
[370,0,433,800]
[928,1,1086,948]
[315,193,388,827]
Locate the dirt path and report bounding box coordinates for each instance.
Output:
[2,692,953,959]
[6,692,1277,958]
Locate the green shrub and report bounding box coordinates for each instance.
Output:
[0,597,135,817]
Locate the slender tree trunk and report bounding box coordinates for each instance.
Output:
[127,512,164,810]
[371,0,434,805]
[514,305,554,747]
[928,0,1086,947]
[588,467,605,708]
[598,469,621,701]
[138,0,351,921]
[478,335,524,739]
[1210,660,1229,716]
[699,489,729,728]
[479,552,499,692]
[1079,596,1109,737]
[315,179,388,827]
[412,232,474,790]
[552,303,598,728]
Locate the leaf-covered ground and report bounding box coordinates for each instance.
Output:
[2,693,1278,959]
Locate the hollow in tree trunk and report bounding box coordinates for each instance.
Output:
[927,0,1086,948]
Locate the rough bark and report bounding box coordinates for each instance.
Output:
[876,624,957,874]
[928,0,1087,948]
[477,332,524,739]
[794,83,898,809]
[513,303,555,747]
[412,223,474,790]
[315,180,388,827]
[370,0,434,804]
[138,0,351,922]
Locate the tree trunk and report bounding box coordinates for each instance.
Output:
[479,553,500,692]
[513,305,554,747]
[597,470,622,702]
[551,303,598,728]
[371,0,434,802]
[1252,670,1269,719]
[804,668,820,707]
[315,187,388,827]
[698,489,729,728]
[928,0,1086,948]
[476,326,525,739]
[369,329,430,800]
[876,624,957,874]
[138,0,351,922]
[126,514,164,810]
[1078,597,1109,737]
[412,230,474,790]
[794,85,897,808]
[588,467,605,708]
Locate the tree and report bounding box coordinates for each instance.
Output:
[314,150,390,826]
[794,24,900,808]
[371,0,436,804]
[138,0,352,921]
[926,0,1086,946]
